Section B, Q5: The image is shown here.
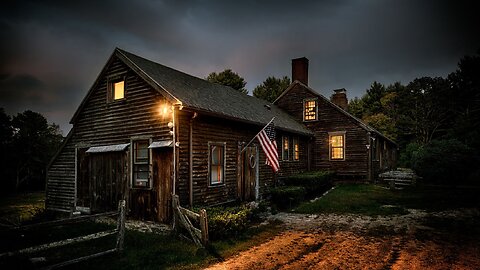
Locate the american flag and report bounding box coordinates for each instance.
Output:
[257,120,279,173]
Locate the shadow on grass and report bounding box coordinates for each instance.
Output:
[295,184,480,216]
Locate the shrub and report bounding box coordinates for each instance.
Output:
[270,186,306,210]
[283,171,334,196]
[206,204,256,240]
[411,139,475,184]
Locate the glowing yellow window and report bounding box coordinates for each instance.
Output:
[113,81,125,100]
[330,134,345,160]
[304,99,317,121]
[293,137,299,161]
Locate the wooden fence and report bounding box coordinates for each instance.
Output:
[0,200,126,269]
[172,195,208,247]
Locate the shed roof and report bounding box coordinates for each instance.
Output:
[114,48,312,136]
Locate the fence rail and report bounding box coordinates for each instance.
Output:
[0,200,126,269]
[172,195,208,247]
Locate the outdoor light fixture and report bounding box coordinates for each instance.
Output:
[366,144,370,150]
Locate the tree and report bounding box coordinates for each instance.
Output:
[447,51,480,149]
[10,110,64,191]
[253,76,291,103]
[397,77,450,144]
[0,108,14,192]
[206,69,248,94]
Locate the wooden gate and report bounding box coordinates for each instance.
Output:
[152,148,173,223]
[239,145,258,201]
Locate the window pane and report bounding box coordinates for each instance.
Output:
[210,144,224,184]
[294,139,299,160]
[283,137,289,160]
[331,135,343,147]
[114,81,124,100]
[331,148,344,159]
[135,141,149,163]
[304,100,317,120]
[330,134,345,160]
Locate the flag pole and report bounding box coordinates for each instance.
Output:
[240,117,275,154]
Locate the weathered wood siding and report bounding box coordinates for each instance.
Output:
[47,55,172,212]
[276,84,370,178]
[176,112,309,207]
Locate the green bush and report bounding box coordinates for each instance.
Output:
[206,205,256,240]
[283,171,334,196]
[411,139,476,184]
[270,186,306,210]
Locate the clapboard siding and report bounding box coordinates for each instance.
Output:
[276,83,370,178]
[176,111,309,206]
[47,56,171,211]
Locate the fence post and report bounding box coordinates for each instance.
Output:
[199,209,209,246]
[116,200,126,252]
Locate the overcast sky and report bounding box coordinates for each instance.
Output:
[1,0,479,134]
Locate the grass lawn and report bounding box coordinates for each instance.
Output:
[0,192,282,270]
[295,184,480,216]
[0,191,45,225]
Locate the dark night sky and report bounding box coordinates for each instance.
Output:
[1,0,479,134]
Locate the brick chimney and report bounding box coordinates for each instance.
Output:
[292,57,309,86]
[330,88,348,110]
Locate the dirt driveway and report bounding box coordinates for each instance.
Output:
[206,209,480,270]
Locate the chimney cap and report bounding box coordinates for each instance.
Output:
[333,88,346,94]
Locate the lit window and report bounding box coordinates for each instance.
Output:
[303,98,318,121]
[114,81,124,100]
[330,134,345,160]
[282,136,289,161]
[209,143,225,185]
[293,137,299,161]
[133,140,150,188]
[108,77,125,102]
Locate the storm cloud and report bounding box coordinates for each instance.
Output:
[1,0,479,133]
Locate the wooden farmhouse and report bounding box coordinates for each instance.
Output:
[46,49,396,222]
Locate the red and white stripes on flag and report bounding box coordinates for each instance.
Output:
[257,120,279,173]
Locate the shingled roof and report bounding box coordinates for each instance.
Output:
[111,48,312,136]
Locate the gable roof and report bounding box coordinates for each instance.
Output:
[275,80,396,145]
[71,48,312,136]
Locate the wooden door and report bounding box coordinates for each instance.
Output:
[78,151,127,213]
[240,146,258,201]
[152,148,173,223]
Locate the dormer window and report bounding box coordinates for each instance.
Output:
[107,76,126,102]
[303,98,318,121]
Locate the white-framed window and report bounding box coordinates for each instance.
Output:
[209,142,225,186]
[329,132,345,160]
[293,137,300,161]
[132,140,150,188]
[282,136,289,161]
[303,98,318,121]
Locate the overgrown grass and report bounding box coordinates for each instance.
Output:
[0,191,45,224]
[295,184,480,216]
[0,192,283,269]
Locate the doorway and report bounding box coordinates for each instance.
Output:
[239,145,259,201]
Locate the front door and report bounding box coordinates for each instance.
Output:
[152,148,173,223]
[240,145,258,201]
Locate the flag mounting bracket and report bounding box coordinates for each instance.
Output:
[240,117,275,154]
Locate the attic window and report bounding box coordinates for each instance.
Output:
[108,76,126,102]
[303,98,318,121]
[113,81,124,100]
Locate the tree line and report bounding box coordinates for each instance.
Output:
[0,109,64,194]
[207,51,480,184]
